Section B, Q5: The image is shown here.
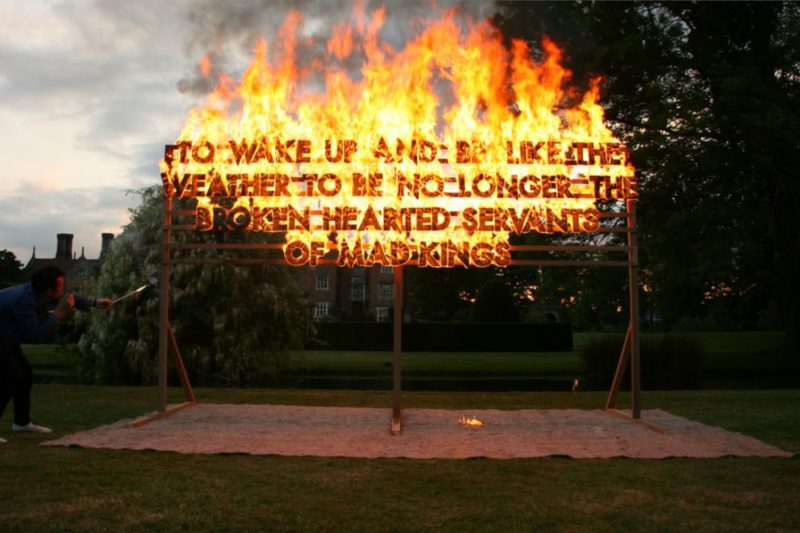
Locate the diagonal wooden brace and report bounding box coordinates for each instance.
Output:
[168,322,196,403]
[605,322,632,410]
[130,321,196,428]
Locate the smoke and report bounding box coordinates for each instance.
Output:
[176,0,498,97]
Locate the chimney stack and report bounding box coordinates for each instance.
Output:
[101,233,114,256]
[56,234,73,260]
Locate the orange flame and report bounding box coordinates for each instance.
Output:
[160,7,636,268]
[198,54,211,78]
[459,416,485,428]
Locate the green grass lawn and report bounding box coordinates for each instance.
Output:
[297,350,584,390]
[296,331,791,390]
[0,386,797,531]
[24,331,793,391]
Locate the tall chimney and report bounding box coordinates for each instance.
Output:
[56,234,73,260]
[101,233,114,256]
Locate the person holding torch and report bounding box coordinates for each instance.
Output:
[0,266,113,442]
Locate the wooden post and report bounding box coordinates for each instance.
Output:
[158,196,172,412]
[627,200,642,418]
[392,265,403,434]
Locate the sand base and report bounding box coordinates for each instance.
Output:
[42,404,792,459]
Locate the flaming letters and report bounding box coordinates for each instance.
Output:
[160,9,637,268]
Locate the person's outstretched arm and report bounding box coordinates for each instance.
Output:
[73,295,113,311]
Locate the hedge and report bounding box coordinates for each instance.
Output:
[580,335,702,390]
[312,321,573,352]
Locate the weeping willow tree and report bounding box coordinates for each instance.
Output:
[76,186,313,386]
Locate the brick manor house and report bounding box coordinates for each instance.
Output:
[290,264,397,322]
[22,233,114,293]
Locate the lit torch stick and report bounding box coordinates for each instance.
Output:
[112,284,149,304]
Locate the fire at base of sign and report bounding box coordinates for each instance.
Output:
[459,416,485,428]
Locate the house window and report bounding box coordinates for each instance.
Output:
[375,307,389,322]
[379,282,393,300]
[313,302,329,318]
[315,274,329,291]
[351,283,366,301]
[380,265,394,274]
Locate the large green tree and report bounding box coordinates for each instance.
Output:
[76,187,312,386]
[496,2,800,353]
[0,249,23,289]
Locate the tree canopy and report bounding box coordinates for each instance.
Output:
[489,1,799,354]
[76,187,312,386]
[0,249,23,289]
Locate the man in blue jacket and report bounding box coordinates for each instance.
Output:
[0,265,112,442]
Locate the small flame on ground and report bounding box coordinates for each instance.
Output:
[459,416,484,428]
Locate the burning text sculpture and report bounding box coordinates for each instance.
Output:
[160,11,636,268]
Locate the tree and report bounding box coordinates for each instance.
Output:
[469,277,519,322]
[0,249,23,289]
[407,267,493,321]
[76,187,313,386]
[495,2,800,354]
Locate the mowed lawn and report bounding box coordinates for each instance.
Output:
[1,386,798,531]
[24,332,790,390]
[296,331,790,390]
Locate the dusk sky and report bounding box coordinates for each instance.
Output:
[0,0,191,261]
[0,0,491,263]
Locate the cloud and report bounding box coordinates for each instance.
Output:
[0,0,194,166]
[0,183,138,261]
[0,0,195,258]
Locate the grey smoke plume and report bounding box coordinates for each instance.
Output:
[176,0,498,96]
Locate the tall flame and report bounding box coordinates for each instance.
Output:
[160,7,635,268]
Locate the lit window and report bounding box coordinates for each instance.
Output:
[351,283,366,301]
[313,302,329,318]
[379,282,393,300]
[315,275,329,291]
[375,307,389,322]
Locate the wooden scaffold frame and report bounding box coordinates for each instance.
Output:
[135,196,642,432]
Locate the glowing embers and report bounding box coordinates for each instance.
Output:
[459,416,485,428]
